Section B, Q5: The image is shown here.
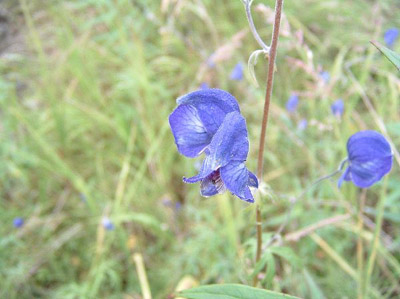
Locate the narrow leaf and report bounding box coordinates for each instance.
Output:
[371,41,400,71]
[269,246,302,268]
[179,284,300,299]
[261,251,276,287]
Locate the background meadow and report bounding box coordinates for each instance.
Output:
[1,0,399,298]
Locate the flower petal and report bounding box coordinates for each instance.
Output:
[203,111,249,172]
[345,130,393,188]
[200,169,226,197]
[337,167,351,188]
[169,104,211,158]
[183,111,250,183]
[248,170,259,188]
[347,130,392,162]
[220,161,254,202]
[177,89,240,135]
[349,156,393,188]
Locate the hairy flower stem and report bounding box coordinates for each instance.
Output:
[254,0,284,287]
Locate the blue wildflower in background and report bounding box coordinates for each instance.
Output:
[320,71,330,83]
[331,99,344,117]
[338,130,393,188]
[297,119,308,131]
[384,28,399,48]
[13,217,24,228]
[102,217,114,230]
[230,63,244,81]
[200,82,209,89]
[286,94,299,113]
[169,89,258,202]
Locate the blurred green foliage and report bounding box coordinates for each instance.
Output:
[0,0,399,298]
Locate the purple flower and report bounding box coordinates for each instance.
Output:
[169,89,258,202]
[230,63,244,81]
[200,82,209,89]
[320,71,330,83]
[384,28,399,48]
[331,99,344,117]
[297,119,308,131]
[102,217,114,230]
[13,217,24,228]
[338,131,393,188]
[286,94,299,113]
[175,201,182,210]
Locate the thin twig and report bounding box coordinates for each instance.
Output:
[244,0,270,52]
[133,253,152,299]
[256,0,283,180]
[284,214,350,242]
[253,0,284,287]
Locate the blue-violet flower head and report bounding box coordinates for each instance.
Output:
[102,217,114,230]
[13,217,24,228]
[169,89,258,202]
[286,94,299,113]
[331,99,344,117]
[384,28,399,48]
[230,63,244,81]
[338,130,393,188]
[200,82,209,89]
[320,71,330,83]
[297,119,308,131]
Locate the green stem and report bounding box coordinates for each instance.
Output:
[364,177,388,296]
[253,0,284,287]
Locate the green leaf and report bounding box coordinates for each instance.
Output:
[371,41,400,71]
[261,252,276,288]
[303,269,326,299]
[269,247,302,268]
[250,254,268,279]
[179,284,300,299]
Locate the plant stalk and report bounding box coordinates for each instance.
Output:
[254,0,284,287]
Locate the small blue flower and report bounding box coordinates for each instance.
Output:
[102,217,114,230]
[384,28,399,48]
[169,89,258,202]
[230,63,244,81]
[297,119,308,131]
[331,99,344,117]
[200,82,209,89]
[175,201,182,210]
[338,130,393,188]
[286,94,299,113]
[13,217,24,228]
[320,71,330,83]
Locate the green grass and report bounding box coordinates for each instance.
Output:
[1,0,399,298]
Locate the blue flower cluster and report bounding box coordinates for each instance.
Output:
[169,89,258,202]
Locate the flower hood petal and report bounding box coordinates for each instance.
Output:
[220,161,255,202]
